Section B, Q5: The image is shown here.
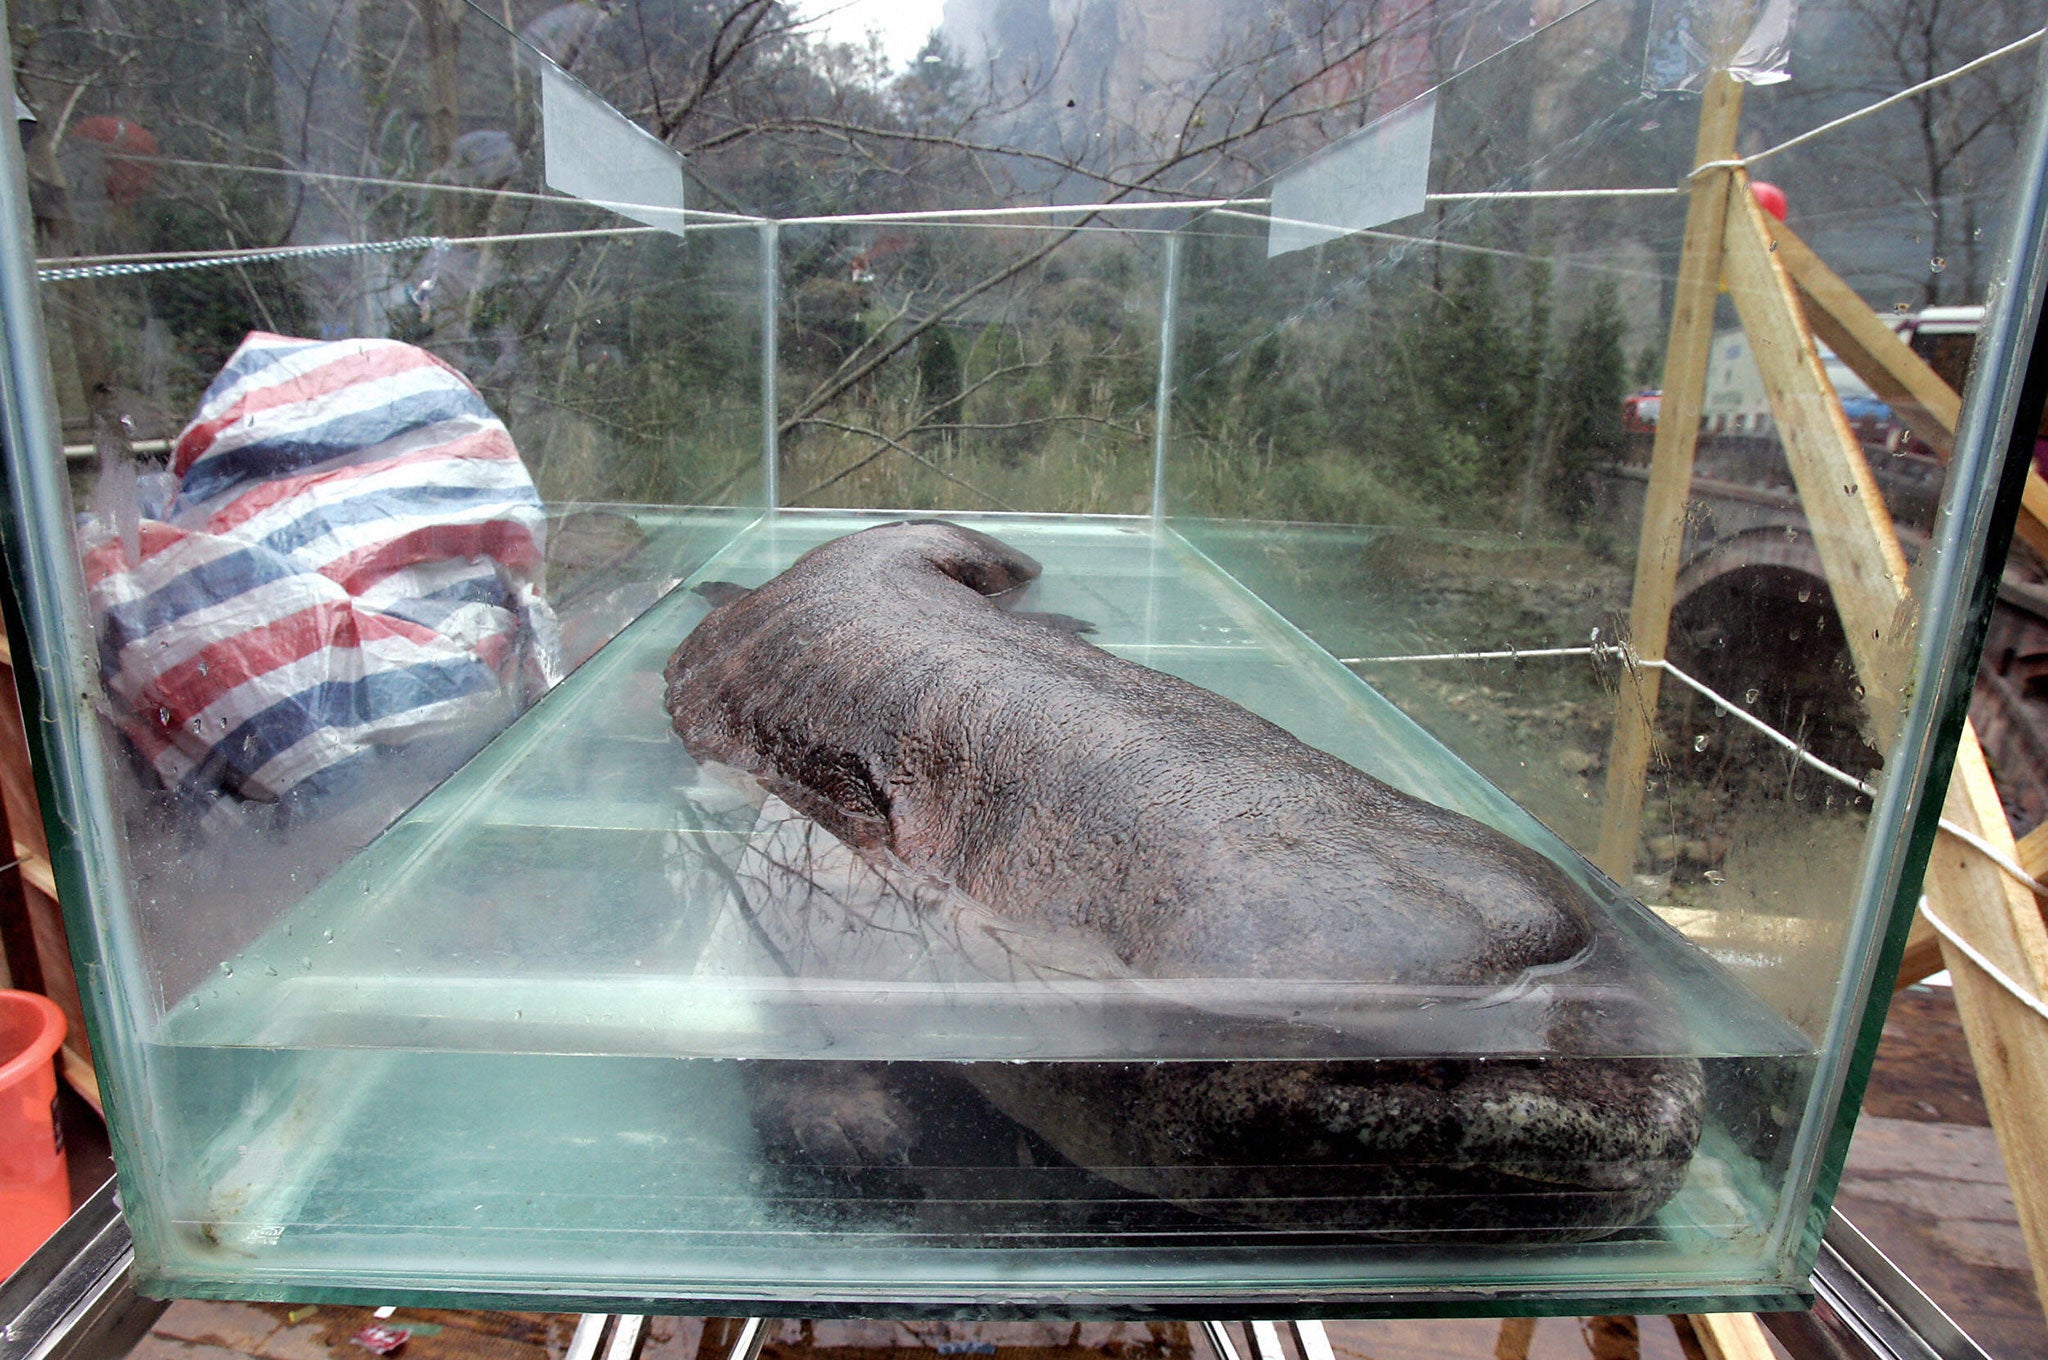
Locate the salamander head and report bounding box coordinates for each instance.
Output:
[790,519,1043,598]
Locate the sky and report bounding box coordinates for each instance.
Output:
[799,0,951,72]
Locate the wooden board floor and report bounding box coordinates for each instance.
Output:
[1834,983,2044,1360]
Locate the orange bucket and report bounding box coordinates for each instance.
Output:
[0,989,69,1276]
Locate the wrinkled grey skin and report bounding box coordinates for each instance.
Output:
[665,519,1703,1239]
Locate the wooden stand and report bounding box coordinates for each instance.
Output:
[1593,69,2048,1336]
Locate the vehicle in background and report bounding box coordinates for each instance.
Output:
[1623,308,1991,454]
[1698,328,1894,444]
[1892,305,1985,395]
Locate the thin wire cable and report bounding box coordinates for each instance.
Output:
[130,151,768,226]
[133,153,1271,229]
[1918,898,2048,1023]
[54,25,2028,271]
[35,223,676,279]
[1652,653,1878,798]
[32,202,1673,282]
[1692,26,2047,178]
[777,198,1264,225]
[1341,645,1604,664]
[32,213,1189,279]
[37,234,447,282]
[1206,206,1678,282]
[42,222,663,268]
[1426,187,1686,201]
[1341,640,2048,899]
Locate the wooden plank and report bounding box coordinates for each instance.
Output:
[1744,240,2048,983]
[2017,818,2048,880]
[60,1049,100,1114]
[1492,1318,1536,1360]
[1775,218,2048,561]
[2024,475,2048,563]
[1595,71,1744,880]
[1685,1314,1777,1360]
[16,851,55,899]
[1720,177,1915,746]
[1581,1317,1638,1360]
[0,692,48,866]
[1923,725,2048,1314]
[1718,169,2048,1324]
[0,600,91,1093]
[1773,220,1960,458]
[1894,911,1946,991]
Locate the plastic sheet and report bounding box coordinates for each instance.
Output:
[81,333,558,811]
[1268,94,1437,257]
[1644,0,1797,92]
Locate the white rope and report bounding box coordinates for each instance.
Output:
[777,197,1264,226]
[1339,645,1602,664]
[1919,898,2048,1023]
[1691,26,2046,179]
[1426,187,1685,201]
[1929,820,2048,900]
[58,26,2029,274]
[130,152,767,225]
[1652,654,1878,797]
[1339,640,2048,901]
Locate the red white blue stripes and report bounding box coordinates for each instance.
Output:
[84,332,557,807]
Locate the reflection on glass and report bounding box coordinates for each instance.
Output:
[3,0,2042,1315]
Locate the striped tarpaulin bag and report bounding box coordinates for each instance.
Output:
[83,331,560,809]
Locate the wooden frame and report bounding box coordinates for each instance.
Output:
[1594,72,2048,1329]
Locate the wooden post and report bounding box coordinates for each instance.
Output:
[1719,178,1915,740]
[1684,1314,1779,1360]
[1771,222,1961,460]
[1921,730,2048,1315]
[1585,65,1776,1355]
[1594,73,1744,880]
[1773,216,2048,561]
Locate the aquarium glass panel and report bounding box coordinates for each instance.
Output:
[772,222,1164,516]
[1,0,2043,1317]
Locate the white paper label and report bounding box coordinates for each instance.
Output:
[1268,94,1436,259]
[541,64,688,235]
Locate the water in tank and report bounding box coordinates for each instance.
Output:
[1,0,2044,1315]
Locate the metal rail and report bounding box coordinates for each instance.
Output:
[0,1183,1995,1360]
[1762,1211,1994,1360]
[0,1182,163,1360]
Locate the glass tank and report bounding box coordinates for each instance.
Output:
[1,0,2044,1317]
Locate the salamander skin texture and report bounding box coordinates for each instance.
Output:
[665,519,1703,1238]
